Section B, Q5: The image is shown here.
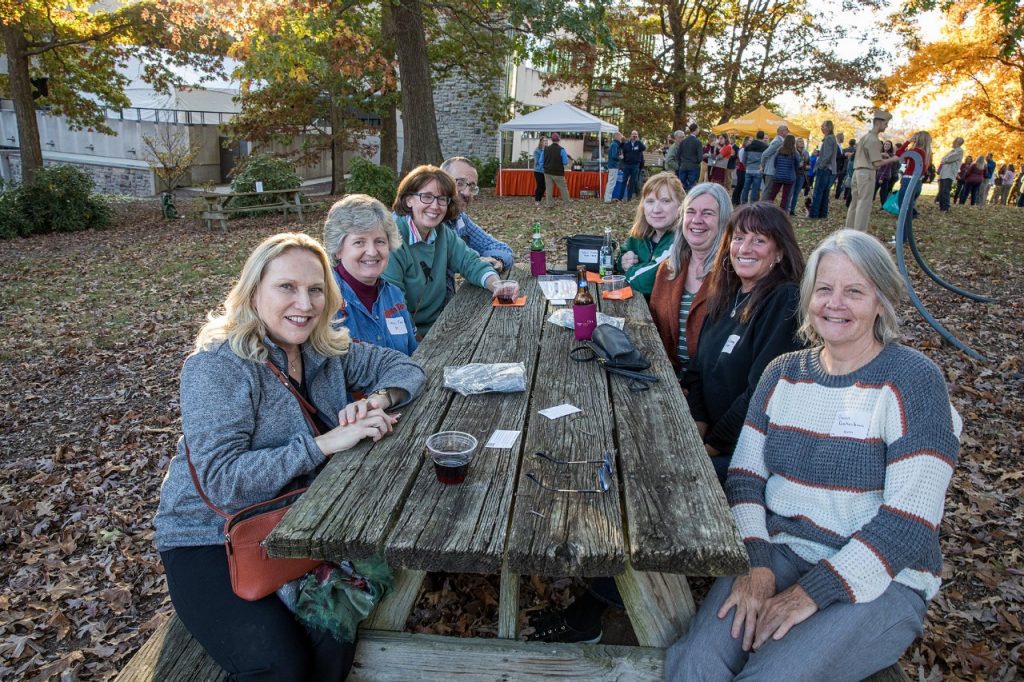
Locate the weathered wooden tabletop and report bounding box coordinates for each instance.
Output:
[267,264,746,581]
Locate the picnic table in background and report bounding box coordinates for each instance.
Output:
[265,264,746,678]
[195,188,306,231]
[497,169,608,199]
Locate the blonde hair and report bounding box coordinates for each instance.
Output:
[798,230,905,346]
[323,194,402,266]
[911,131,932,164]
[629,172,685,239]
[194,232,351,361]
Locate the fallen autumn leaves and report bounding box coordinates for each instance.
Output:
[0,191,1020,679]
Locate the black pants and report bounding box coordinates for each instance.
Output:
[161,546,356,682]
[534,171,546,202]
[938,178,953,210]
[731,169,745,205]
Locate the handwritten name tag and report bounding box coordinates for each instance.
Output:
[830,411,872,439]
[721,334,741,354]
[386,316,409,336]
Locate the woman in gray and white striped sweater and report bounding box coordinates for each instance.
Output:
[665,230,961,681]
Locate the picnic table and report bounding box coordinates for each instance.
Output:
[195,188,306,231]
[265,265,747,678]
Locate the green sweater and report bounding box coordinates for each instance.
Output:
[616,231,676,296]
[382,214,497,336]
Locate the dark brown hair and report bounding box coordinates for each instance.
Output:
[704,202,805,323]
[392,165,459,223]
[780,134,796,156]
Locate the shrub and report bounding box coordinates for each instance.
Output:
[468,156,500,188]
[347,157,397,207]
[0,165,110,239]
[229,154,301,213]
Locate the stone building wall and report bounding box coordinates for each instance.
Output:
[432,74,505,162]
[3,154,156,196]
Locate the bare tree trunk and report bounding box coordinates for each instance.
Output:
[379,2,399,173]
[380,103,398,173]
[2,24,44,184]
[329,99,346,195]
[392,0,442,174]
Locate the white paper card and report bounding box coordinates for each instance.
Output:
[830,411,872,439]
[485,430,521,449]
[550,299,567,306]
[721,334,741,354]
[386,316,408,335]
[255,181,264,193]
[539,404,582,420]
[578,248,599,264]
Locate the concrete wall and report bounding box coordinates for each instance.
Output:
[1,151,156,196]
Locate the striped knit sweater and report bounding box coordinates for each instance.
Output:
[727,343,962,609]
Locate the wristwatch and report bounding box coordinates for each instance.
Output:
[369,388,393,410]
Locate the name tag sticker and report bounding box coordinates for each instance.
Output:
[721,334,741,354]
[386,316,409,336]
[830,411,872,439]
[578,249,599,264]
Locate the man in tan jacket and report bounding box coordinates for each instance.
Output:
[845,109,901,231]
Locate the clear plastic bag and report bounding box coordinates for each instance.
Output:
[443,363,527,396]
[546,309,625,331]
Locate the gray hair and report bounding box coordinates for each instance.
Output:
[323,194,403,266]
[798,229,906,346]
[673,129,684,139]
[441,156,475,175]
[666,182,732,279]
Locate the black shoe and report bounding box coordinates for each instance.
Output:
[526,610,602,644]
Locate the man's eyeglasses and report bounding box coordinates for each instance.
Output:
[455,179,480,196]
[526,450,614,494]
[413,192,451,206]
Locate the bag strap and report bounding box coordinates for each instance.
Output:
[184,359,323,520]
[264,360,322,437]
[569,346,599,363]
[569,346,659,392]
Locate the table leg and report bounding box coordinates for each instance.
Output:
[498,564,519,639]
[614,563,696,648]
[362,568,427,632]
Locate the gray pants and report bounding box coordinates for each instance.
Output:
[545,173,570,205]
[664,544,926,682]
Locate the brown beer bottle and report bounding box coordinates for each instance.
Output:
[573,265,596,340]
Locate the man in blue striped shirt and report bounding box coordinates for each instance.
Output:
[441,157,514,300]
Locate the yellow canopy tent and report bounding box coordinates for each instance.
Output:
[711,105,810,139]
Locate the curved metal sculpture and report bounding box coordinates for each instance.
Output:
[894,149,992,360]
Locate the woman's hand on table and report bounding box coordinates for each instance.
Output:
[339,395,392,425]
[718,566,776,652]
[752,583,817,650]
[620,251,639,270]
[317,405,398,456]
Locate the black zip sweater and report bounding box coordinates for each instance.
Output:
[683,282,803,456]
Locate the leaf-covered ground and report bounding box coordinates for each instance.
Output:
[1,190,1021,679]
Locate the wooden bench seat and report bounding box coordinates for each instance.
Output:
[116,612,911,681]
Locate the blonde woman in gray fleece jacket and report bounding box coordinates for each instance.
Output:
[154,233,424,681]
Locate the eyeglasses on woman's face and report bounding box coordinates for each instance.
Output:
[412,192,451,206]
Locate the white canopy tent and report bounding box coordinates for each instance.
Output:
[496,101,619,196]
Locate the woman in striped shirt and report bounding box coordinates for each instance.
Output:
[665,230,961,681]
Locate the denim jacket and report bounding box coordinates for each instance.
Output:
[333,270,419,355]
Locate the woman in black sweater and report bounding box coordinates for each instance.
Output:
[683,202,805,485]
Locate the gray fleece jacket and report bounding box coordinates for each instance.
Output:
[154,338,425,551]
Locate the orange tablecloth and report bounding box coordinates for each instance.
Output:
[496,169,607,198]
